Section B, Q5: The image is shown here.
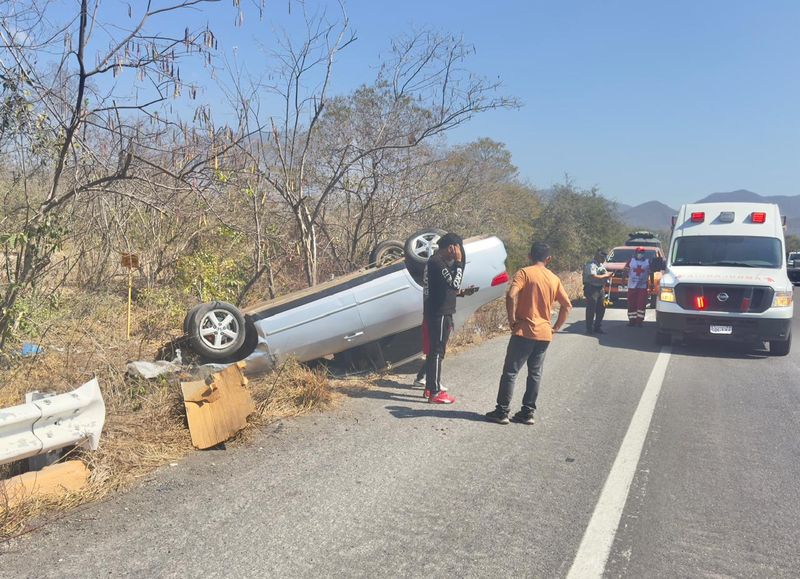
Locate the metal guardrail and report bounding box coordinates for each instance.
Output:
[0,378,105,467]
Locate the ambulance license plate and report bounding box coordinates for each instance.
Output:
[617,285,626,293]
[710,325,732,335]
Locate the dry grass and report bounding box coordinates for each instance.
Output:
[450,299,508,350]
[559,270,585,301]
[0,360,337,541]
[0,291,337,542]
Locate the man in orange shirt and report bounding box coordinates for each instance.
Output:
[485,242,572,425]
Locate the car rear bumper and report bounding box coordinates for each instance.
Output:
[656,311,792,342]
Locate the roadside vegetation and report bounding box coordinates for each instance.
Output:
[0,1,629,538]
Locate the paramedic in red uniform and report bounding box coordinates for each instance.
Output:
[624,247,654,326]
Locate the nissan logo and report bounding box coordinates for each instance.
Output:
[717,292,730,303]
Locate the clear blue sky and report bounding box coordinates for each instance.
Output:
[331,0,800,206]
[54,0,800,206]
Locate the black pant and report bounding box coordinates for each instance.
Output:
[425,313,453,394]
[495,335,549,414]
[584,285,606,331]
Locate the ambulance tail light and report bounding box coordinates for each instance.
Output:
[690,212,705,223]
[751,212,766,224]
[491,272,509,286]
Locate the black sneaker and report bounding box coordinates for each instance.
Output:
[511,411,535,425]
[485,409,510,425]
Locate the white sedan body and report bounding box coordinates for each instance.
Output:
[241,235,508,373]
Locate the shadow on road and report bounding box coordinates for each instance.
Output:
[340,378,493,422]
[384,405,488,422]
[669,339,770,360]
[340,386,426,404]
[560,319,663,354]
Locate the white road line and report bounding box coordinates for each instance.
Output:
[567,347,672,579]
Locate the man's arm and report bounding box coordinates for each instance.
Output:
[506,284,520,330]
[440,261,464,290]
[588,262,612,281]
[553,282,573,332]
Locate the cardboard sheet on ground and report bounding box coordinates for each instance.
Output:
[180,362,255,449]
[1,460,90,509]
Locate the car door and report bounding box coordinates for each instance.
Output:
[351,266,422,344]
[251,287,368,363]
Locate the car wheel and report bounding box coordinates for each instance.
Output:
[656,330,671,346]
[404,228,447,273]
[369,240,404,267]
[769,333,791,356]
[187,301,247,361]
[182,303,205,336]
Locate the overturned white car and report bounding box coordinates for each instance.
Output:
[182,229,509,372]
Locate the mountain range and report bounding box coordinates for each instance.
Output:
[619,190,800,236]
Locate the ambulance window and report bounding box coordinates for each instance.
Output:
[672,236,782,268]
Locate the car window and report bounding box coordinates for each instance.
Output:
[606,248,658,263]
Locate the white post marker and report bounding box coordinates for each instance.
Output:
[567,347,672,579]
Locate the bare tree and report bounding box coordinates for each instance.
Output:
[0,0,246,345]
[231,6,519,286]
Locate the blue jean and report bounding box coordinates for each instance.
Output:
[496,335,550,414]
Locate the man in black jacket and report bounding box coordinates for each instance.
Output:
[423,232,465,404]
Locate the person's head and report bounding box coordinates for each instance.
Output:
[437,232,463,261]
[529,241,552,265]
[635,246,646,259]
[594,249,607,262]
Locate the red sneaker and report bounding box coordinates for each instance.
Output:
[423,389,431,399]
[428,391,456,404]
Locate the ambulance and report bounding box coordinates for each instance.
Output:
[655,203,793,355]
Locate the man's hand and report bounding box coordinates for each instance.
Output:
[450,244,463,263]
[457,285,479,297]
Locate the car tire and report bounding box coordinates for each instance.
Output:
[187,301,247,361]
[182,303,205,336]
[369,240,404,267]
[656,330,671,346]
[769,333,791,356]
[404,228,447,274]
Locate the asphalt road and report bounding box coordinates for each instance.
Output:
[2,290,799,578]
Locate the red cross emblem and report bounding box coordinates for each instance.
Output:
[634,264,645,275]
